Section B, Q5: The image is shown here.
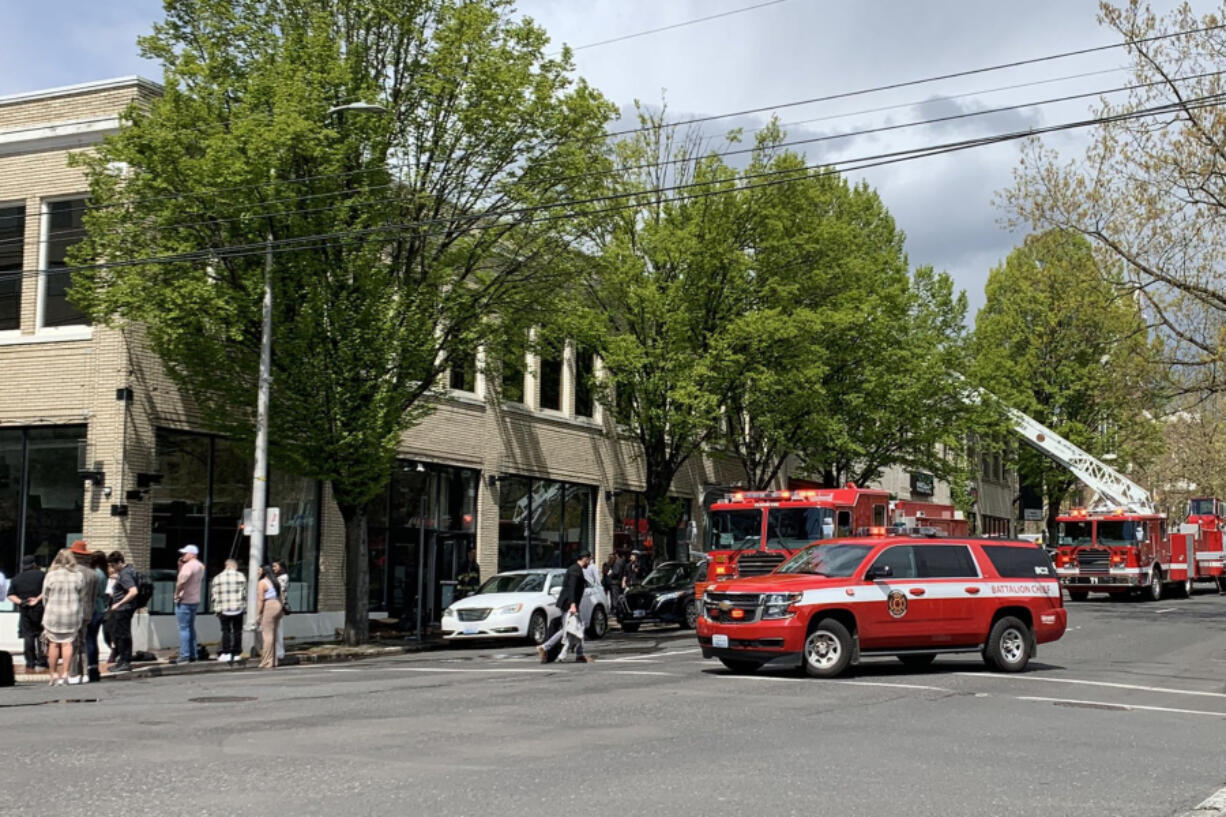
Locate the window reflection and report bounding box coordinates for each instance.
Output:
[497,476,593,571]
[0,426,85,576]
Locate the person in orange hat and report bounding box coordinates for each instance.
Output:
[67,541,100,683]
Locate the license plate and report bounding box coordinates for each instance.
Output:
[633,609,646,618]
[462,625,480,635]
[712,634,729,648]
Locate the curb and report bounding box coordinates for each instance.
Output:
[1178,785,1226,817]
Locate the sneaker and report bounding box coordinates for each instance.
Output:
[536,646,548,663]
[110,662,132,673]
[67,676,82,685]
[217,654,231,663]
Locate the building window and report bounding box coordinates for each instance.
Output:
[448,350,477,392]
[43,199,90,328]
[0,205,23,331]
[575,347,595,418]
[538,342,563,411]
[150,429,321,613]
[501,334,526,403]
[0,426,86,577]
[496,476,594,571]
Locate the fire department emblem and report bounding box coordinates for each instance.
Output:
[886,590,908,619]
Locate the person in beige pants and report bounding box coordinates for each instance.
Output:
[256,565,283,669]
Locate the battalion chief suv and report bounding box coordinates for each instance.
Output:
[696,536,1066,678]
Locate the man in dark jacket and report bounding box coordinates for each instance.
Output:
[7,556,47,670]
[537,552,591,664]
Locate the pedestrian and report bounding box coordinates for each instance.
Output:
[603,551,625,615]
[7,555,47,672]
[256,564,284,669]
[622,550,643,593]
[81,551,109,683]
[456,546,481,599]
[106,551,138,673]
[209,558,246,663]
[41,549,84,686]
[67,540,99,684]
[272,560,290,661]
[174,544,205,663]
[537,551,592,664]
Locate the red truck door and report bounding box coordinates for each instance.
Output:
[857,545,941,649]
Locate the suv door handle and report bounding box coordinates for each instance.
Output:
[965,587,981,595]
[908,588,926,597]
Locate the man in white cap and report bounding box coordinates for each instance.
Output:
[174,545,205,663]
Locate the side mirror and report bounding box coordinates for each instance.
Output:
[548,587,561,597]
[865,564,893,581]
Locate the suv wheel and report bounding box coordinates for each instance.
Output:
[1147,566,1163,602]
[983,616,1032,672]
[681,599,699,630]
[587,605,608,640]
[803,618,853,679]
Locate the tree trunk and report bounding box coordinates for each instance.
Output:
[340,500,370,646]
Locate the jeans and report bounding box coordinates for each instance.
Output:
[218,613,243,657]
[110,607,134,665]
[175,602,199,661]
[85,610,104,670]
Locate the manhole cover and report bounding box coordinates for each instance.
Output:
[189,696,258,703]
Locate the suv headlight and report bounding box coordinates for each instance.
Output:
[761,593,801,619]
[655,591,682,602]
[494,603,523,615]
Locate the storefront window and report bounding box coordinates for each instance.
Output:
[497,476,593,571]
[0,430,25,576]
[0,426,85,576]
[612,491,691,563]
[151,429,320,613]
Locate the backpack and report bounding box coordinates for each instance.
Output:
[130,569,155,610]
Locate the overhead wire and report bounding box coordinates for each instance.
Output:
[559,0,790,52]
[3,88,1221,285]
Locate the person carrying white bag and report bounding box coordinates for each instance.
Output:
[537,551,593,664]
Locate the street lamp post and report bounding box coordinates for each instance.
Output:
[243,101,390,657]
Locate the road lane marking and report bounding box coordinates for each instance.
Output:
[608,649,700,662]
[958,672,1226,699]
[1154,607,1178,614]
[605,670,675,677]
[379,667,555,674]
[718,675,950,692]
[1019,696,1226,718]
[832,680,951,692]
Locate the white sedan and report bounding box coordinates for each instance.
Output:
[441,568,609,644]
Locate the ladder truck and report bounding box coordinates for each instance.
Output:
[997,400,1222,601]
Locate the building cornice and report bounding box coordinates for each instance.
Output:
[0,76,162,108]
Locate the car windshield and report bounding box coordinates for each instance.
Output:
[1058,521,1093,546]
[477,573,546,594]
[641,563,695,588]
[705,509,761,551]
[767,507,834,547]
[777,544,873,577]
[1190,498,1217,516]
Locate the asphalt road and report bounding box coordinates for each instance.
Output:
[5,591,1226,817]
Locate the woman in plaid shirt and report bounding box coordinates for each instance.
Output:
[42,549,84,685]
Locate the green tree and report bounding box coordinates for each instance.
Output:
[1002,1,1226,399]
[970,230,1163,538]
[70,0,613,644]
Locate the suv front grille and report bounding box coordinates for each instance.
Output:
[737,552,786,577]
[457,608,490,622]
[703,592,762,624]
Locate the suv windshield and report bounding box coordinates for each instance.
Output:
[705,509,761,551]
[767,507,834,547]
[642,563,696,588]
[478,573,546,594]
[1058,521,1093,546]
[777,544,873,577]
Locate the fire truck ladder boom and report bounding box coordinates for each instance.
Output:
[995,397,1155,514]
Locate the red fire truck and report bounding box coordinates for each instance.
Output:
[1054,497,1225,601]
[697,485,891,599]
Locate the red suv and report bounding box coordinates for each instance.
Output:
[696,537,1066,678]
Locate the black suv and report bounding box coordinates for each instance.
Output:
[618,561,704,632]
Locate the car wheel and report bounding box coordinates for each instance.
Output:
[803,618,853,679]
[587,605,608,640]
[528,610,548,645]
[897,653,936,668]
[1067,591,1089,602]
[681,599,699,630]
[620,621,640,634]
[1147,566,1163,602]
[719,658,761,674]
[983,616,1032,673]
[1178,577,1193,598]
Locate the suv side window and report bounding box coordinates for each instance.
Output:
[914,545,979,578]
[982,545,1053,579]
[869,545,917,579]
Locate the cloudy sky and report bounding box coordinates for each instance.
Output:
[0,0,1200,314]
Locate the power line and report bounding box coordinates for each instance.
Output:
[561,0,789,52]
[1,67,1218,250]
[5,89,1220,284]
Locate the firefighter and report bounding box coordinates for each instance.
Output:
[456,546,481,599]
